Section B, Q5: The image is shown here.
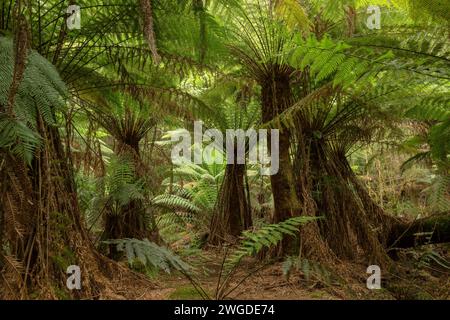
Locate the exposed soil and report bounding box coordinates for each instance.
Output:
[115,246,449,300]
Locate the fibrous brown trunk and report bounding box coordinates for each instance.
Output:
[104,201,149,239]
[259,71,302,255]
[209,163,251,244]
[292,135,392,265]
[261,73,302,225]
[269,130,300,223]
[0,120,145,299]
[139,0,161,64]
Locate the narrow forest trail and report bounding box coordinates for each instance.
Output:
[116,247,450,300]
[153,265,341,300]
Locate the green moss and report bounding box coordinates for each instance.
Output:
[130,259,159,279]
[310,290,327,299]
[414,291,434,300]
[53,285,72,300]
[168,285,205,300]
[51,246,76,271]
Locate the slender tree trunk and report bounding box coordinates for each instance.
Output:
[269,130,300,223]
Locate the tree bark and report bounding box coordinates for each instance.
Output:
[387,213,450,249]
[209,163,251,244]
[261,73,301,225]
[0,122,144,299]
[269,130,300,223]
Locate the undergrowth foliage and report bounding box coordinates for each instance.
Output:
[226,216,322,269]
[208,216,321,300]
[104,238,191,274]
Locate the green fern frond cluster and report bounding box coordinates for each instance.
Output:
[417,248,450,270]
[0,116,41,165]
[429,119,450,163]
[225,216,321,269]
[288,35,393,87]
[106,156,145,207]
[427,175,450,212]
[154,162,222,231]
[153,192,201,216]
[0,37,67,164]
[405,94,450,122]
[104,238,192,274]
[282,256,332,284]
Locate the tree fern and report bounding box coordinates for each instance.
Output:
[154,163,221,235]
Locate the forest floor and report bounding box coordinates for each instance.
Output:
[116,246,450,300]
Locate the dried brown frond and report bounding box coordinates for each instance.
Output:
[139,0,161,64]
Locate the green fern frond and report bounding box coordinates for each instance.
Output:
[0,37,67,164]
[225,216,321,269]
[0,116,41,164]
[104,238,192,274]
[152,194,201,214]
[427,175,450,212]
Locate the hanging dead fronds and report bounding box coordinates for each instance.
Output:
[7,13,30,114]
[139,0,161,64]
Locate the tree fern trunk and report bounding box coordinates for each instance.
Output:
[103,140,159,259]
[293,138,391,265]
[261,74,301,224]
[0,120,143,299]
[258,72,302,255]
[209,163,251,244]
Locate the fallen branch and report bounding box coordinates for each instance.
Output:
[387,213,450,249]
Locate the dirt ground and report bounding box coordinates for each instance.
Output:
[119,247,449,300]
